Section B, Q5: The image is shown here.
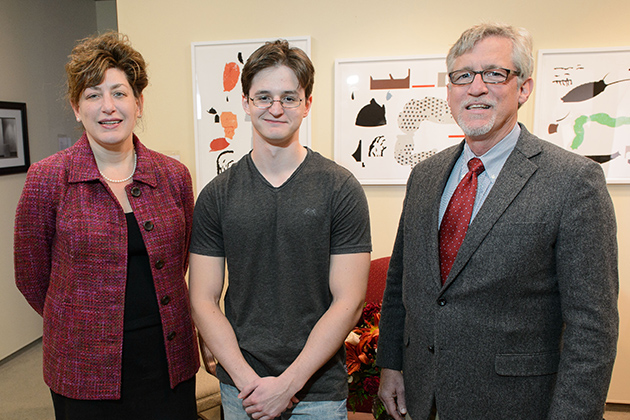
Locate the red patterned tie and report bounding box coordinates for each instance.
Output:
[439,157,485,284]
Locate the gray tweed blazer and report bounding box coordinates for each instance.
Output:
[377,124,619,420]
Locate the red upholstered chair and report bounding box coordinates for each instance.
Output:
[365,256,390,304]
[347,256,391,418]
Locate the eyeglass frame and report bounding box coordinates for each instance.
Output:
[247,94,305,109]
[448,68,520,85]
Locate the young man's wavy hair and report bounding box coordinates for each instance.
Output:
[241,39,314,99]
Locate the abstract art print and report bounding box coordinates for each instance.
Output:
[0,101,30,175]
[533,47,630,183]
[335,55,463,185]
[191,37,311,194]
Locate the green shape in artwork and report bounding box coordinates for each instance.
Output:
[571,113,630,149]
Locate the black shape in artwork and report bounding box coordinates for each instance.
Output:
[207,108,217,114]
[238,52,244,65]
[355,98,386,127]
[216,150,235,175]
[368,136,386,157]
[585,151,620,164]
[352,140,363,166]
[561,75,630,103]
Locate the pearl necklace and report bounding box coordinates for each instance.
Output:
[99,152,137,183]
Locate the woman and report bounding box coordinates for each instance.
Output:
[14,32,199,419]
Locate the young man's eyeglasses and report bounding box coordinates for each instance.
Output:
[248,95,304,109]
[448,68,519,85]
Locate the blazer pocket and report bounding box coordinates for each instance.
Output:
[495,351,560,376]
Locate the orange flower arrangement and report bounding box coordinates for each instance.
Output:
[346,302,390,418]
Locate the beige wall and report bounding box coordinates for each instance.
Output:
[126,0,627,402]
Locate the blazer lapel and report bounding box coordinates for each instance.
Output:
[442,126,542,289]
[424,143,464,287]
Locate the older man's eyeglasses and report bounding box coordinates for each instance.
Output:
[448,68,519,85]
[248,94,304,109]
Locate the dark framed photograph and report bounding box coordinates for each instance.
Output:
[0,101,30,175]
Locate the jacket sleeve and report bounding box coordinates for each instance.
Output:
[548,160,619,419]
[14,162,60,316]
[181,165,194,275]
[376,171,415,371]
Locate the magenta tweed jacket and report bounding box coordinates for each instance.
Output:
[14,134,200,400]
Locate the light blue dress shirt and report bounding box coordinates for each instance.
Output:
[438,123,521,227]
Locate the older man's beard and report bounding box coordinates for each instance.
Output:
[455,99,497,137]
[457,113,496,137]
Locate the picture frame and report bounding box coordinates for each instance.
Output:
[0,101,30,175]
[334,55,463,185]
[533,47,630,184]
[191,36,311,194]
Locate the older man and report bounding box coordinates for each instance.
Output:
[377,23,618,420]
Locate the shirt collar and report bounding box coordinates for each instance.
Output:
[461,123,520,181]
[68,133,157,188]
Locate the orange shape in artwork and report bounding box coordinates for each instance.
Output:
[221,112,238,139]
[210,137,229,151]
[223,62,240,92]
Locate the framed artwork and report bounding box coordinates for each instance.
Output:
[334,55,463,185]
[0,101,30,175]
[191,36,311,194]
[533,47,630,184]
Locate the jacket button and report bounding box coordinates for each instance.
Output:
[428,345,435,353]
[437,298,447,306]
[130,187,141,197]
[155,259,165,269]
[143,221,154,231]
[167,331,177,341]
[160,295,171,305]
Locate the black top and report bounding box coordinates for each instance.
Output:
[124,212,161,331]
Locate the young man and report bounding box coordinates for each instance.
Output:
[189,40,371,420]
[377,23,618,420]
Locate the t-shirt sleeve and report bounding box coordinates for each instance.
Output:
[190,182,225,257]
[330,174,372,255]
